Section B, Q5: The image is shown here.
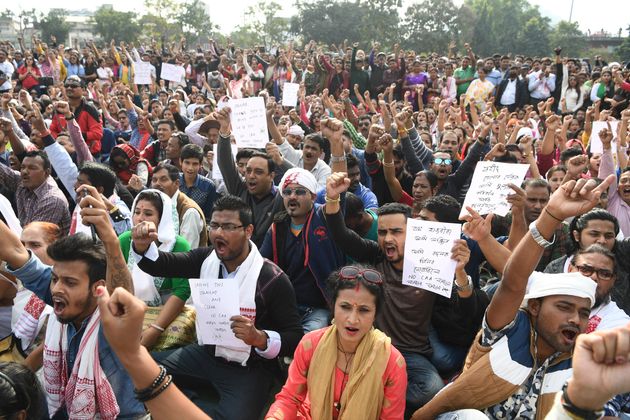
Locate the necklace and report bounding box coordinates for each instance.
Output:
[335,343,355,412]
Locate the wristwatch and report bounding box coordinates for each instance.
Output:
[455,275,473,292]
[529,221,556,248]
[330,154,346,163]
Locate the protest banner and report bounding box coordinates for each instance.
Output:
[229,97,268,148]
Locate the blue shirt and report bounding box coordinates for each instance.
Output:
[485,68,503,86]
[315,183,378,210]
[179,173,217,220]
[8,254,146,419]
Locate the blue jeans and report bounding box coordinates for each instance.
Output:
[428,326,468,374]
[153,344,274,420]
[298,305,330,333]
[400,350,444,415]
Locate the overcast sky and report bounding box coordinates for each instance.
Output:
[11,0,630,36]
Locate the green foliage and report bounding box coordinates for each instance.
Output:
[39,9,71,45]
[402,0,459,53]
[92,6,141,44]
[239,1,290,47]
[615,35,630,61]
[292,1,367,45]
[549,21,587,57]
[172,0,217,44]
[139,0,217,43]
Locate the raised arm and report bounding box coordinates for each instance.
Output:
[460,207,511,275]
[380,133,404,202]
[486,175,615,331]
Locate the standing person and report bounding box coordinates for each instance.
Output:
[464,68,495,112]
[17,55,41,91]
[454,44,476,99]
[412,175,615,420]
[266,265,407,419]
[130,195,302,419]
[0,49,14,93]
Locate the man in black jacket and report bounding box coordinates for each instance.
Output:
[495,65,527,112]
[130,195,302,420]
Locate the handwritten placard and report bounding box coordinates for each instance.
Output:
[133,61,152,85]
[229,97,268,148]
[282,82,300,107]
[212,143,239,181]
[402,219,461,297]
[589,121,619,154]
[160,63,185,83]
[189,278,244,347]
[460,161,529,218]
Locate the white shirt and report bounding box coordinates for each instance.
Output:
[500,78,517,105]
[0,60,14,90]
[171,190,204,249]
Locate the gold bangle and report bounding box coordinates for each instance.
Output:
[325,195,340,203]
[382,161,395,167]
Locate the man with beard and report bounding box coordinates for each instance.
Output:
[141,120,175,167]
[50,75,103,156]
[131,195,302,419]
[568,245,629,331]
[0,186,144,419]
[412,175,615,420]
[496,64,527,112]
[315,153,378,210]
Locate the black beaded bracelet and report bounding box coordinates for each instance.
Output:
[561,382,604,420]
[134,365,166,400]
[139,375,173,403]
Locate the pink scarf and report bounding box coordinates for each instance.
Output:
[43,308,119,419]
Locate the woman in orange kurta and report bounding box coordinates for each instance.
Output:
[266,265,407,420]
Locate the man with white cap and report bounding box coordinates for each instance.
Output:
[286,125,305,150]
[260,167,346,333]
[412,174,616,420]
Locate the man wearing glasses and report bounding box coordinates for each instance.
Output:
[50,75,103,156]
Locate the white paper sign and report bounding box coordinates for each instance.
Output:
[160,63,185,83]
[229,97,268,148]
[589,121,619,154]
[460,162,529,218]
[402,219,462,297]
[282,82,300,107]
[133,61,152,85]
[190,278,245,347]
[212,143,239,181]
[0,194,21,235]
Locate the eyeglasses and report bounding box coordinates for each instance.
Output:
[208,223,244,232]
[339,266,383,285]
[433,158,452,165]
[358,122,371,127]
[65,84,81,89]
[573,264,614,280]
[282,187,309,197]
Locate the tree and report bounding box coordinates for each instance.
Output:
[39,9,70,45]
[292,1,369,46]
[616,34,630,61]
[360,0,400,46]
[241,1,290,47]
[549,20,587,57]
[172,0,217,44]
[92,6,141,44]
[518,16,551,56]
[402,0,459,53]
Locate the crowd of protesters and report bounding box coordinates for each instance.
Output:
[0,31,628,419]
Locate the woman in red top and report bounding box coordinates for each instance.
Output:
[17,56,41,91]
[266,265,407,420]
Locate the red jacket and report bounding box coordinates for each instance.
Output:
[50,99,103,154]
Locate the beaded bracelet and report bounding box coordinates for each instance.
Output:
[138,375,173,403]
[134,365,166,400]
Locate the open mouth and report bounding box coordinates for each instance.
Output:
[214,239,228,254]
[345,326,359,335]
[247,181,257,190]
[621,187,630,196]
[384,245,397,258]
[287,201,299,210]
[52,296,67,314]
[561,327,578,343]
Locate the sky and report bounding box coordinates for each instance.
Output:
[7,0,630,37]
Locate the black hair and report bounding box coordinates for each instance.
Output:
[47,235,107,285]
[344,192,365,219]
[326,264,384,313]
[559,147,582,165]
[392,143,405,160]
[0,362,45,420]
[235,148,255,162]
[23,150,50,171]
[522,178,551,194]
[546,164,567,180]
[622,166,630,175]
[573,244,617,276]
[180,144,204,163]
[346,153,359,170]
[304,133,326,151]
[213,195,253,226]
[79,162,117,197]
[156,119,175,130]
[376,202,412,219]
[569,209,620,254]
[171,133,190,149]
[494,151,518,164]
[249,151,276,174]
[135,190,164,221]
[414,169,438,188]
[153,163,180,182]
[422,195,461,223]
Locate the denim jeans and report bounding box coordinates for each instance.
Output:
[428,326,469,374]
[153,344,274,420]
[297,305,330,333]
[400,350,444,416]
